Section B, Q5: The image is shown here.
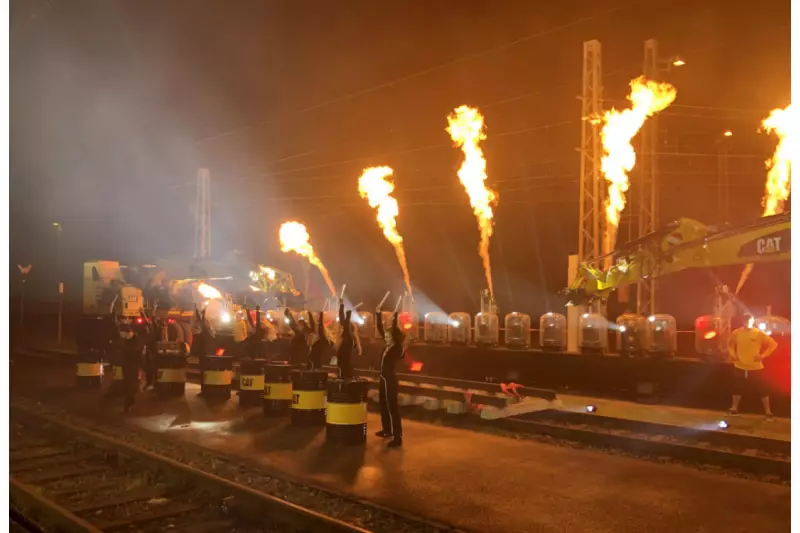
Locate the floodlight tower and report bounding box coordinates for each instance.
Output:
[194,168,212,259]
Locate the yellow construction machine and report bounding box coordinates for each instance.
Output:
[563,212,790,304]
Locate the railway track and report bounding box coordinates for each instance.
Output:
[9,404,375,533]
[8,399,456,533]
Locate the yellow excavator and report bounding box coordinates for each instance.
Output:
[563,212,790,304]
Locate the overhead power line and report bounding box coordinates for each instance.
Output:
[192,1,636,145]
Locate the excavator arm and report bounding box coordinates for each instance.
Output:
[564,212,790,304]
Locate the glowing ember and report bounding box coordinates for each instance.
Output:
[196,283,222,300]
[446,105,497,300]
[358,166,412,295]
[599,76,677,255]
[279,221,336,295]
[735,104,793,294]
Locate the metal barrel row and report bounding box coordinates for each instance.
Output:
[74,350,368,445]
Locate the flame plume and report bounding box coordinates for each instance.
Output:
[358,166,413,295]
[446,105,497,300]
[599,76,677,255]
[735,104,794,294]
[279,221,336,295]
[760,105,793,216]
[196,283,222,300]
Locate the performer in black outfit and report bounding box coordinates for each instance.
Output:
[375,307,404,447]
[307,311,330,369]
[285,308,311,366]
[336,300,362,380]
[118,324,144,414]
[140,310,162,390]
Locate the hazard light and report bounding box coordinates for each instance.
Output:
[216,348,225,356]
[410,362,423,372]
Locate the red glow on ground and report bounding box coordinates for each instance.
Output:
[410,362,423,372]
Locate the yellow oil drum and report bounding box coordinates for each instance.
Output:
[155,349,187,399]
[264,363,293,416]
[238,359,265,407]
[201,355,233,402]
[290,369,327,426]
[75,350,103,389]
[325,379,368,445]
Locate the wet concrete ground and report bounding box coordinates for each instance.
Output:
[10,355,792,533]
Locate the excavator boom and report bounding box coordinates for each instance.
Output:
[564,212,790,303]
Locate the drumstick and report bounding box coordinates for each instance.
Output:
[340,284,347,300]
[377,291,390,309]
[394,295,403,313]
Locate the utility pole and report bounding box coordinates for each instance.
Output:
[717,131,732,222]
[53,222,63,346]
[194,168,212,259]
[17,264,32,341]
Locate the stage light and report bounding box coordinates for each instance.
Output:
[216,348,225,356]
[220,312,231,324]
[648,315,656,322]
[585,405,597,414]
[717,420,728,429]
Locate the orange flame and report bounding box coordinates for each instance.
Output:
[196,282,222,300]
[760,105,793,217]
[446,105,497,300]
[599,77,677,255]
[358,166,412,295]
[735,104,793,294]
[278,221,336,295]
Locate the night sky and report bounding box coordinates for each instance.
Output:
[9,0,791,324]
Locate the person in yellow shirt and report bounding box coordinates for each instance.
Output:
[727,314,778,419]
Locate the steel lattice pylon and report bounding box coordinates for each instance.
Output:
[636,39,659,316]
[578,40,604,264]
[194,168,212,259]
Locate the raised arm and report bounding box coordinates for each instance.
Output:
[376,307,385,337]
[339,300,346,326]
[317,311,326,340]
[391,312,404,345]
[307,310,316,333]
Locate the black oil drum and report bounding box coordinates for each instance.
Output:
[75,349,103,389]
[238,359,265,407]
[264,363,293,416]
[325,379,368,445]
[201,355,233,402]
[290,369,327,426]
[155,343,187,399]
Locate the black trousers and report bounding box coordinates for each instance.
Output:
[337,349,352,380]
[123,377,139,413]
[379,374,402,437]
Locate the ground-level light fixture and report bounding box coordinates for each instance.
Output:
[585,405,597,414]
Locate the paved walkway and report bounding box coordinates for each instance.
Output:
[10,357,791,533]
[557,393,790,441]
